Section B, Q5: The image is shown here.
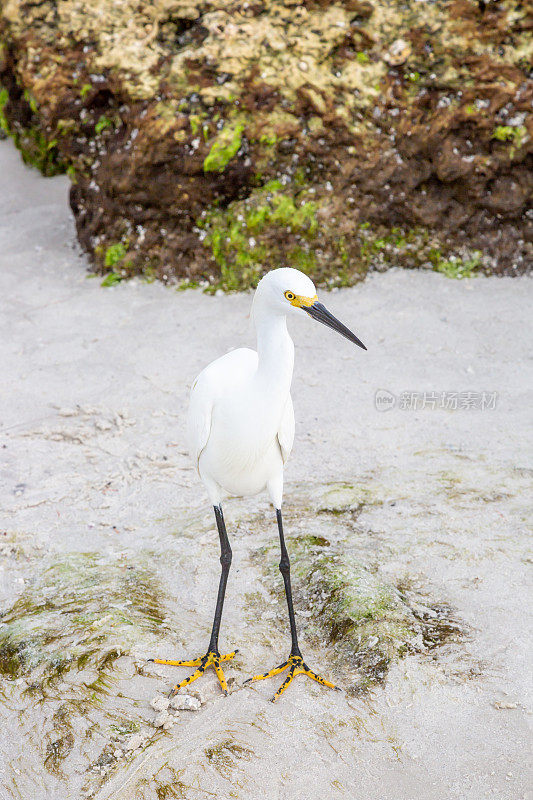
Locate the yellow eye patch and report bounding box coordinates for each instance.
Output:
[284,291,318,308]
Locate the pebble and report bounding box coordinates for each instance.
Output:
[124,733,143,751]
[153,710,172,728]
[170,694,201,711]
[150,695,170,712]
[174,686,206,704]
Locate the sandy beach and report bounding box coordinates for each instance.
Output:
[0,138,531,799]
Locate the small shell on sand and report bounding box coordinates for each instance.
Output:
[169,694,201,711]
[175,686,207,703]
[150,695,170,712]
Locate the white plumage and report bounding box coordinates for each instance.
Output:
[152,267,365,701]
[188,267,311,509]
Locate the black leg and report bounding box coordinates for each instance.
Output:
[276,508,301,658]
[208,504,232,653]
[150,504,237,695]
[245,508,337,699]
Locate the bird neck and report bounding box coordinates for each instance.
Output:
[254,312,294,392]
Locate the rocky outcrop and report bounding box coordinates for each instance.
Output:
[1,0,531,288]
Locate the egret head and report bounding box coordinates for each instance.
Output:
[253,267,366,350]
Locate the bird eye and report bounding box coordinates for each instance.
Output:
[285,291,295,301]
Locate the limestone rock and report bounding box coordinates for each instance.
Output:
[0,0,531,285]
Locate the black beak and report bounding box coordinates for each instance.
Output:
[303,302,367,350]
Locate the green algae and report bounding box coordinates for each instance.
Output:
[250,516,418,693]
[355,224,492,283]
[0,551,170,784]
[134,765,195,799]
[198,202,491,292]
[259,132,278,147]
[101,272,123,287]
[0,552,167,692]
[104,242,127,268]
[44,704,76,774]
[357,224,430,271]
[290,540,419,691]
[10,121,63,175]
[431,249,482,279]
[0,86,9,134]
[95,114,113,135]
[205,739,254,777]
[491,125,528,158]
[100,241,131,285]
[314,482,383,515]
[250,482,466,694]
[0,83,65,176]
[492,125,526,145]
[198,180,319,291]
[189,113,209,141]
[130,743,255,797]
[203,120,245,173]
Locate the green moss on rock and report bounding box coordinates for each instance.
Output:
[0,82,65,175]
[431,249,482,279]
[203,120,245,173]
[198,181,320,291]
[251,485,466,693]
[104,242,127,268]
[0,86,9,134]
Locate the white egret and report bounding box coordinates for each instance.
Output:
[152,267,366,700]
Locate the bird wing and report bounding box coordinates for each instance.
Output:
[187,348,258,474]
[277,395,295,464]
[187,375,213,473]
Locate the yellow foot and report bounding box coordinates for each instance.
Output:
[245,653,339,701]
[149,650,238,696]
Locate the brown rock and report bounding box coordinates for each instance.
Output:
[0,0,531,284]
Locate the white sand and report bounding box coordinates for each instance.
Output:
[0,139,531,800]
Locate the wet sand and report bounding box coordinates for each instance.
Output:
[0,139,531,799]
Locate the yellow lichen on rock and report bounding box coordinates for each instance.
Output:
[3,0,167,98]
